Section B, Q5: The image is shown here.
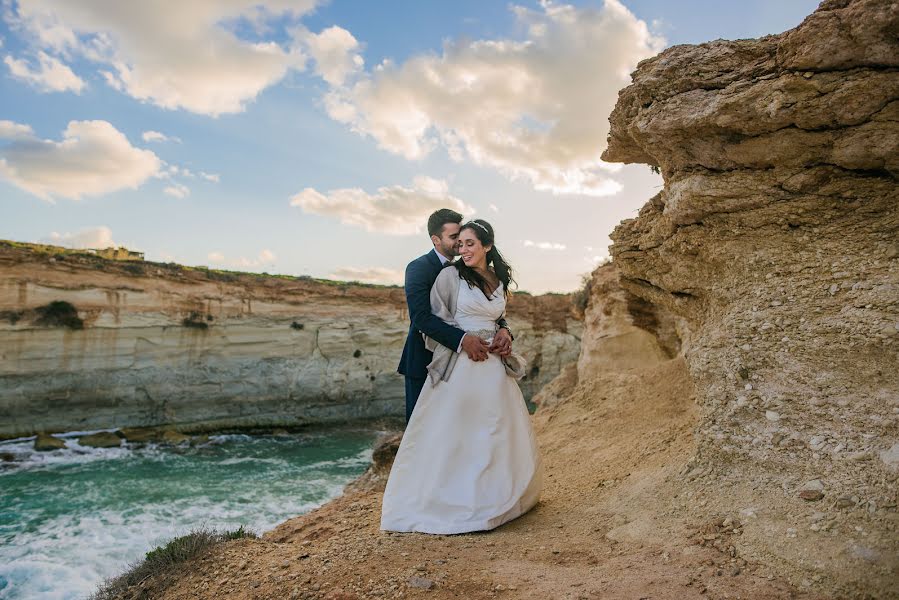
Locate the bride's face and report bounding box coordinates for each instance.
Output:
[459,228,491,270]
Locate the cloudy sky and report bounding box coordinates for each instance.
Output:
[0,0,818,293]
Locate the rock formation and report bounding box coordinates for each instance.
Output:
[604,0,898,594]
[0,242,581,438]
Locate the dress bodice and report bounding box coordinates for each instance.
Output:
[454,278,505,331]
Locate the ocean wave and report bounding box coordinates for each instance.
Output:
[0,430,376,600]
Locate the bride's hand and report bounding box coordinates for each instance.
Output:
[489,328,512,357]
[461,334,490,361]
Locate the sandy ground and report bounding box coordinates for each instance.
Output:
[143,356,821,600]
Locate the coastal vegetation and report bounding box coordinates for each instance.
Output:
[34,300,84,330]
[90,527,257,600]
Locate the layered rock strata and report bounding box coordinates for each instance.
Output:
[0,243,581,438]
[604,0,898,594]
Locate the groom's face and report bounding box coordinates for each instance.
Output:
[432,222,461,258]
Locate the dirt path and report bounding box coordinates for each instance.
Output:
[153,357,814,600]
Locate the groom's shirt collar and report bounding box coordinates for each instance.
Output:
[434,249,453,265]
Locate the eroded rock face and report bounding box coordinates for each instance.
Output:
[0,244,581,438]
[533,263,683,409]
[605,0,897,594]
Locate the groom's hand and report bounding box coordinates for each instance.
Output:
[461,334,490,361]
[489,328,512,357]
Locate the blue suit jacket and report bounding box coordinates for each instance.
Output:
[398,249,509,379]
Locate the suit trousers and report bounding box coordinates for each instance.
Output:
[404,375,426,423]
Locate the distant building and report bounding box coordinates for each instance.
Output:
[95,246,145,261]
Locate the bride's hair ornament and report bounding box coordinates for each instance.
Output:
[456,219,515,298]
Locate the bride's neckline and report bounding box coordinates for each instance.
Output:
[481,279,503,297]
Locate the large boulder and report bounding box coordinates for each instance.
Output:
[120,427,161,443]
[160,430,191,445]
[78,431,122,448]
[34,432,66,451]
[345,432,403,492]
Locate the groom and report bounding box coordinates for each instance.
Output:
[398,208,513,423]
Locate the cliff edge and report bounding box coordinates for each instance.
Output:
[0,242,581,438]
[605,0,898,593]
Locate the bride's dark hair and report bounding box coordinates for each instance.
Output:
[454,219,516,299]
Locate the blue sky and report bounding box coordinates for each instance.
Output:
[0,0,819,293]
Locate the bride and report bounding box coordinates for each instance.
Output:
[380,219,542,534]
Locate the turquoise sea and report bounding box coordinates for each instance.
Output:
[0,428,381,600]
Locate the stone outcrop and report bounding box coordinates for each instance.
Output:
[78,431,123,448]
[0,242,581,438]
[344,432,403,493]
[33,432,66,451]
[604,0,898,595]
[533,262,683,408]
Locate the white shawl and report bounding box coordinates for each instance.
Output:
[423,266,527,386]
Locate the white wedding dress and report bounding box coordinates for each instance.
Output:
[380,278,542,534]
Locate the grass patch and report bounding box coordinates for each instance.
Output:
[122,263,145,275]
[90,526,256,600]
[34,301,84,330]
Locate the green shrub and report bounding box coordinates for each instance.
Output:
[91,527,256,600]
[571,273,594,315]
[182,312,208,329]
[34,301,83,329]
[0,310,23,325]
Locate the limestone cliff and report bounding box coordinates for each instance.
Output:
[0,242,581,438]
[603,0,898,594]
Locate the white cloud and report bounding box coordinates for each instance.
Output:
[4,51,86,93]
[0,120,35,140]
[296,25,363,86]
[46,225,116,249]
[290,175,475,235]
[207,249,276,269]
[324,0,663,195]
[489,203,499,213]
[163,182,190,198]
[8,0,320,116]
[142,130,180,143]
[524,240,566,251]
[0,119,161,200]
[329,266,403,285]
[199,171,220,183]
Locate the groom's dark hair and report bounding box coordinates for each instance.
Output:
[427,209,463,238]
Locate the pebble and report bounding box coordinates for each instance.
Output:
[407,576,434,590]
[800,479,824,492]
[799,490,824,501]
[765,410,780,421]
[808,436,826,451]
